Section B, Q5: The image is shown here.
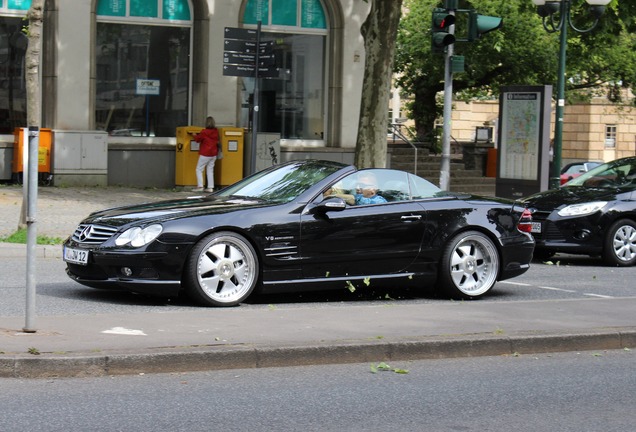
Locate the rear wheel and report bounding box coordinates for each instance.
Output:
[184,231,259,306]
[438,231,500,299]
[532,249,554,262]
[603,219,636,267]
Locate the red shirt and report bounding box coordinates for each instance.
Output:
[194,128,219,157]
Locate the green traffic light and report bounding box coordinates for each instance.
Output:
[432,32,455,48]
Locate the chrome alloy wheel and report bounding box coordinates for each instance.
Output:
[443,231,500,298]
[186,232,258,306]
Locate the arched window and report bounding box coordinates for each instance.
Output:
[95,0,192,137]
[0,0,31,134]
[241,0,328,145]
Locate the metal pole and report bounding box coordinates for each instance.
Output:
[440,14,455,191]
[23,126,39,333]
[249,21,262,175]
[551,1,569,190]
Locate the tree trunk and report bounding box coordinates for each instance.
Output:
[355,0,403,169]
[18,0,44,230]
[26,0,44,127]
[412,85,441,148]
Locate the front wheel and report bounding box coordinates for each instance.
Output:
[438,231,500,300]
[603,219,636,267]
[184,231,259,306]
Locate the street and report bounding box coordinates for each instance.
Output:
[0,252,633,316]
[1,350,634,431]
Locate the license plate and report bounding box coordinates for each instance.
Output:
[64,246,89,265]
[530,222,542,233]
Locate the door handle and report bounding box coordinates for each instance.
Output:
[401,215,422,221]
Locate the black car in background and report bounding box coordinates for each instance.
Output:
[523,156,636,266]
[63,160,535,306]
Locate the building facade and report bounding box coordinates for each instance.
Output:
[1,1,633,187]
[0,0,370,185]
[450,97,636,166]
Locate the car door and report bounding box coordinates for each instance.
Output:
[299,169,426,280]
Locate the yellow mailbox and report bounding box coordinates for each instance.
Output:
[12,127,53,174]
[215,127,244,187]
[175,126,203,186]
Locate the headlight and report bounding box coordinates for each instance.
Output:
[115,224,163,247]
[557,201,607,217]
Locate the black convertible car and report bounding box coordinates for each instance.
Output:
[523,156,636,266]
[63,160,535,306]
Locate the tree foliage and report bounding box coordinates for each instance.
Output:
[395,0,636,138]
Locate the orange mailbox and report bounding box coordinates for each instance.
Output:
[12,127,53,174]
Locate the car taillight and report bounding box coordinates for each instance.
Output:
[517,209,533,233]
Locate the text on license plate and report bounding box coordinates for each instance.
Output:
[530,222,542,233]
[64,246,89,265]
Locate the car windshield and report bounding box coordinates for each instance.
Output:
[216,160,347,203]
[565,158,636,188]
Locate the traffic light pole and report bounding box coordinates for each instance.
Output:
[432,1,501,190]
[439,13,455,192]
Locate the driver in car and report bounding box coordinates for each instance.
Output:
[353,173,387,205]
[324,172,387,205]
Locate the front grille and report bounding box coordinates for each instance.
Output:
[544,222,566,242]
[71,224,118,245]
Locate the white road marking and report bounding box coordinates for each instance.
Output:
[101,327,147,336]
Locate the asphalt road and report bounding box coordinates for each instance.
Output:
[0,252,632,316]
[1,350,634,432]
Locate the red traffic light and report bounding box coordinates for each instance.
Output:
[432,10,455,30]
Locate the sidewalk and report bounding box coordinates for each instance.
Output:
[0,184,189,239]
[1,185,635,378]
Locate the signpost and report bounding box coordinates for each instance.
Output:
[222,27,277,78]
[136,78,160,137]
[222,24,277,174]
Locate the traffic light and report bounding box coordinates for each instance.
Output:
[431,8,455,53]
[467,11,503,42]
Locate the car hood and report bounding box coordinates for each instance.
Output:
[521,186,624,210]
[81,195,273,228]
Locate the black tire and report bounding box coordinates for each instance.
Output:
[184,231,259,306]
[603,219,636,267]
[438,231,500,300]
[532,249,555,262]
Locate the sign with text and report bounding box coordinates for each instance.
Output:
[496,85,552,199]
[223,27,277,78]
[136,79,160,95]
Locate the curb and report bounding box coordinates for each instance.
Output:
[2,329,635,379]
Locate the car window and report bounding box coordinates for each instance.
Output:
[219,160,346,202]
[323,169,411,205]
[563,164,584,175]
[566,159,636,188]
[408,173,444,199]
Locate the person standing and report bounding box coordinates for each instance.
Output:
[193,116,219,192]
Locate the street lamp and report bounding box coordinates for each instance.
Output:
[531,0,611,189]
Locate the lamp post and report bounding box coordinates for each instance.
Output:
[531,0,611,189]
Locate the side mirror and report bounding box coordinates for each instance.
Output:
[308,196,347,214]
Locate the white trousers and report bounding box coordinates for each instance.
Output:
[195,155,216,188]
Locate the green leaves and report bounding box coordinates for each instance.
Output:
[370,362,409,374]
[396,0,636,134]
